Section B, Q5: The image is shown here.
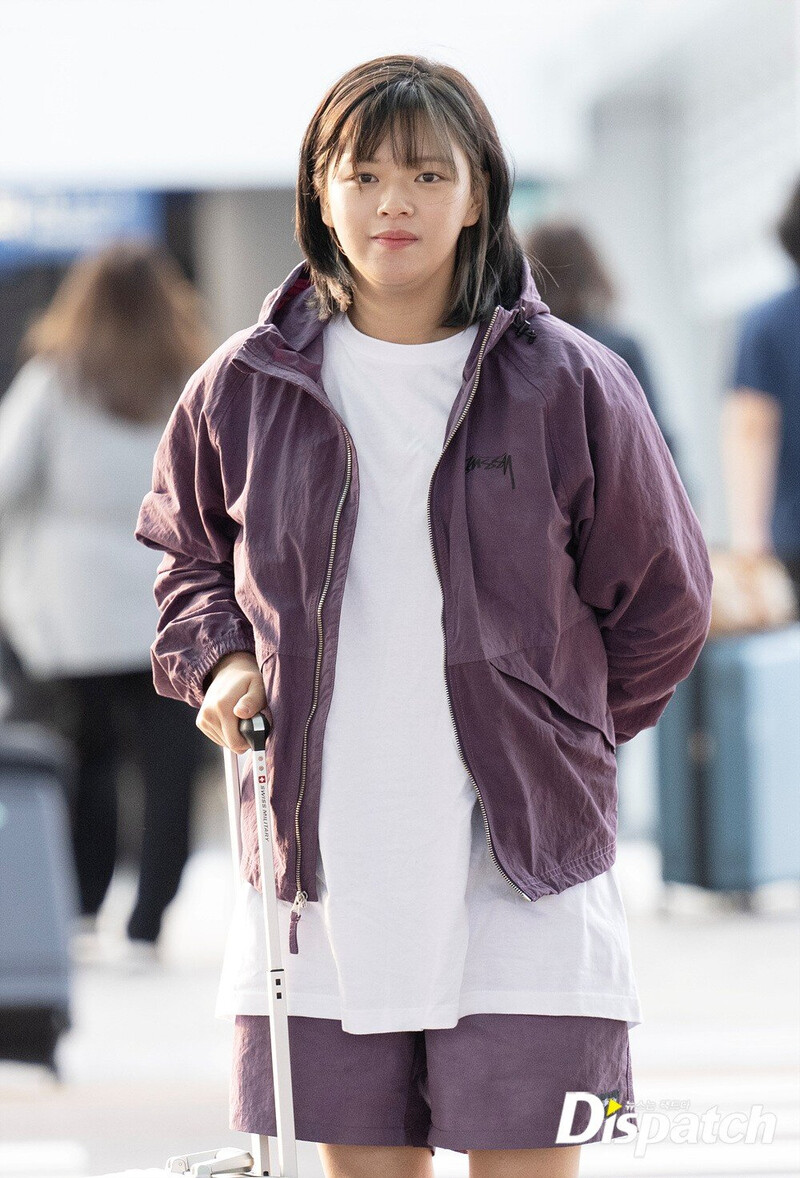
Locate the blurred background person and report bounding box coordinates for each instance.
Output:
[0,240,213,965]
[523,219,683,483]
[522,218,695,814]
[722,176,800,600]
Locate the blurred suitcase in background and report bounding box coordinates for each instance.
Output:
[656,623,800,895]
[0,722,79,1076]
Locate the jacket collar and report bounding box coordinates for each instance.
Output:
[233,253,549,388]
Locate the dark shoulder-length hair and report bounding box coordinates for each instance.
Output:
[776,174,800,269]
[18,240,214,425]
[522,220,616,323]
[295,54,527,327]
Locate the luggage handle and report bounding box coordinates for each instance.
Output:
[167,713,299,1177]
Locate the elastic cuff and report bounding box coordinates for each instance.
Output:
[187,627,257,706]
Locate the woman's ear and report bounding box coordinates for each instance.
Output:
[319,193,343,253]
[319,191,331,229]
[464,170,489,228]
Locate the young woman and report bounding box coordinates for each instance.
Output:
[136,56,713,1177]
[0,241,212,964]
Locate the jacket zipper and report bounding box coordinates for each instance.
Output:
[426,306,533,903]
[238,348,356,956]
[289,427,354,955]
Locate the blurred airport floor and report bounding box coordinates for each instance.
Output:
[1,766,798,1178]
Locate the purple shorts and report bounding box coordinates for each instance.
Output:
[230,1013,637,1155]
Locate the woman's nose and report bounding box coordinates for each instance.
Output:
[376,185,415,217]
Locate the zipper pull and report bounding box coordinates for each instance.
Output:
[288,889,307,955]
[512,307,537,343]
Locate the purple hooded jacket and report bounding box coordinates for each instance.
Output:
[135,255,713,956]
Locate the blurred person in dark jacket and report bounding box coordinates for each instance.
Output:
[0,241,213,965]
[523,219,681,475]
[722,177,800,600]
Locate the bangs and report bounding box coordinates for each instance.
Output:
[326,90,461,180]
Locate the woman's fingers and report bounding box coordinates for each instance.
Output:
[196,669,267,753]
[196,711,224,747]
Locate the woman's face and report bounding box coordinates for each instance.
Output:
[320,128,484,294]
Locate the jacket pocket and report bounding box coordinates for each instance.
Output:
[487,620,616,752]
[254,630,277,680]
[254,637,278,727]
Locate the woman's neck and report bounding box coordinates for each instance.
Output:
[345,275,464,344]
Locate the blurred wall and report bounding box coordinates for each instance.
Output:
[552,0,797,550]
[195,188,302,341]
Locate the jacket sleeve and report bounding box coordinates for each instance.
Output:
[134,369,256,708]
[554,350,714,746]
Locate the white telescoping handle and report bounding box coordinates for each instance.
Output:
[224,714,298,1178]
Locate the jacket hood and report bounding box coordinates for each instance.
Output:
[233,253,550,381]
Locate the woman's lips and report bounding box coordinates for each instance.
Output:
[372,236,418,250]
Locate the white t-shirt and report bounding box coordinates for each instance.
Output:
[215,309,644,1034]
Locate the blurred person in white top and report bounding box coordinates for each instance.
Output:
[0,240,213,964]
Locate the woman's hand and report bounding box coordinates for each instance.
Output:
[196,650,267,752]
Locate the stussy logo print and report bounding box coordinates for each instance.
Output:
[465,452,515,491]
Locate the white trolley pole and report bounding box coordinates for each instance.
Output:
[166,714,299,1177]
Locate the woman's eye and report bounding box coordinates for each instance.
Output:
[348,172,445,184]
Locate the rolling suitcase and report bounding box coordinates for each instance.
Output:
[0,721,79,1076]
[656,622,800,894]
[166,712,300,1177]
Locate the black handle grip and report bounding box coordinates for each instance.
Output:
[238,712,272,752]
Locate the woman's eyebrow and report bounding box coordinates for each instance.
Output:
[351,156,453,166]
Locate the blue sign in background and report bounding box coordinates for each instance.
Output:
[0,190,166,271]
